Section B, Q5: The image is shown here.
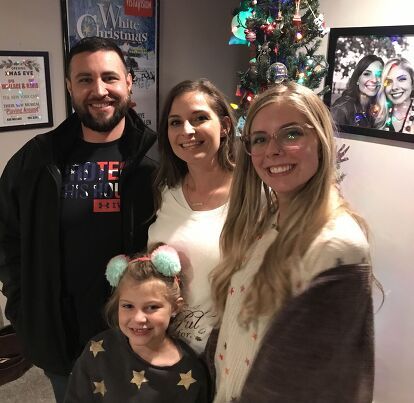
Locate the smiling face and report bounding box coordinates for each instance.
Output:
[385,65,413,105]
[167,91,228,169]
[118,278,176,355]
[250,101,320,202]
[66,50,132,141]
[358,60,383,97]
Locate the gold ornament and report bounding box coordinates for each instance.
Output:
[131,370,149,389]
[89,340,105,357]
[177,370,196,390]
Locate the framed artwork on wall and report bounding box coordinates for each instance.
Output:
[0,51,53,132]
[60,0,159,131]
[324,25,414,144]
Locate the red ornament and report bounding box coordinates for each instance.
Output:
[293,0,302,27]
[244,29,257,42]
[265,24,275,35]
[293,14,302,26]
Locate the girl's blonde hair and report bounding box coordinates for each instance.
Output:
[210,82,369,327]
[104,245,182,328]
[374,57,414,129]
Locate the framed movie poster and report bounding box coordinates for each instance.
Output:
[324,25,414,144]
[61,0,159,131]
[0,51,53,132]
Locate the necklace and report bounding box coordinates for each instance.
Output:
[185,181,219,207]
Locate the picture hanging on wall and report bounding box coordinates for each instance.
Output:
[60,0,159,131]
[0,51,53,132]
[324,25,414,144]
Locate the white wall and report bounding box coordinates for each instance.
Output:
[320,1,414,402]
[159,0,249,109]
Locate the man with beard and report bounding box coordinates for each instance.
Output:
[0,37,157,402]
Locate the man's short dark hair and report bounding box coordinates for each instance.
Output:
[66,36,127,78]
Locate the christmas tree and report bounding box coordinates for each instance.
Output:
[230,0,329,118]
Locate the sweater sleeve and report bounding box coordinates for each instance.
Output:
[64,345,96,403]
[238,264,374,403]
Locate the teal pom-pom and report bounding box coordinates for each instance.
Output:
[106,255,129,287]
[151,245,181,277]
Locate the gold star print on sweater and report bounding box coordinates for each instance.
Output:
[131,370,148,389]
[93,380,107,396]
[177,370,196,390]
[89,339,105,357]
[64,329,209,402]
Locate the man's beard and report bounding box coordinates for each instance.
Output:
[73,94,131,132]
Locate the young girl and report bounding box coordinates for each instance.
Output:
[64,245,210,403]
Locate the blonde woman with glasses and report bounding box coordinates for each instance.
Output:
[209,82,376,403]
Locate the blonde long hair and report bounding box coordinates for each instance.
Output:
[210,82,369,327]
[374,58,414,129]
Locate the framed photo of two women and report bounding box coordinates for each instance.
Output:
[60,0,159,131]
[324,25,414,144]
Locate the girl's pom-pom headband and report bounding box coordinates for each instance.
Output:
[105,245,181,287]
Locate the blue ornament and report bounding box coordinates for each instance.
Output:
[267,62,288,84]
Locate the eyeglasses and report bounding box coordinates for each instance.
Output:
[241,123,314,156]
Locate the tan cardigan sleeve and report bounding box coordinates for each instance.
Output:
[238,263,375,403]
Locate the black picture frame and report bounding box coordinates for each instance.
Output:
[324,25,414,144]
[60,0,159,131]
[0,51,53,132]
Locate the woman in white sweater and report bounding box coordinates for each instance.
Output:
[148,79,236,355]
[210,82,377,402]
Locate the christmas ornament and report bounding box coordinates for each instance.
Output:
[275,10,284,30]
[247,61,258,81]
[231,10,253,40]
[266,62,288,84]
[293,0,302,26]
[260,23,276,35]
[245,29,257,43]
[258,42,271,65]
[314,13,329,36]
